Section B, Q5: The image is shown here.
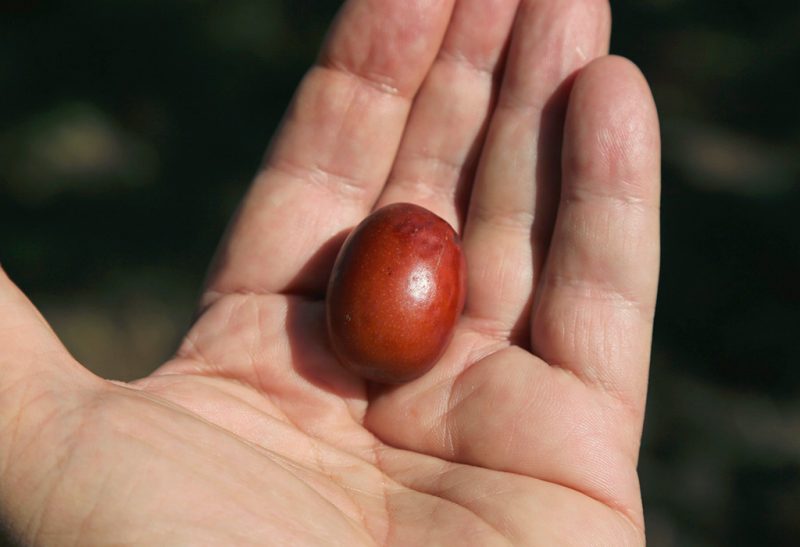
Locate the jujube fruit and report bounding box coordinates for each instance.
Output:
[326,203,466,383]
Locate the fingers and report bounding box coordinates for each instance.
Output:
[374,0,521,230]
[202,0,455,303]
[531,56,661,417]
[462,0,611,341]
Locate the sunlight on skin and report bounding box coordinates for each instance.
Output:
[0,0,658,545]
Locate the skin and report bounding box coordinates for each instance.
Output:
[0,0,660,545]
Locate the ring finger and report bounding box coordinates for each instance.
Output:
[462,0,611,343]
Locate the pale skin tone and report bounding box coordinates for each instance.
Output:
[0,0,660,545]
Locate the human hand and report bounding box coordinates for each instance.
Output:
[0,0,659,545]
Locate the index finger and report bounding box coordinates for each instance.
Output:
[203,0,455,305]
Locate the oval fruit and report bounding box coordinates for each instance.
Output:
[326,203,466,383]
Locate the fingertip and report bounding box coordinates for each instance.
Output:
[573,55,653,107]
[565,55,660,198]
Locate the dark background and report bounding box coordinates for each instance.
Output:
[1,1,798,545]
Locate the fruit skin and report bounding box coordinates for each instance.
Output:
[326,203,466,384]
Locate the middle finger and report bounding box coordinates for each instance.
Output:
[374,0,522,230]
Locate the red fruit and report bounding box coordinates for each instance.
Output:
[326,203,466,383]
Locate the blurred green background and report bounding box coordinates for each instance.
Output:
[1,1,798,545]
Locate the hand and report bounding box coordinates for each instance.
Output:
[0,1,659,545]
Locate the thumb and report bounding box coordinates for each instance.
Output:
[0,265,94,389]
[0,266,98,496]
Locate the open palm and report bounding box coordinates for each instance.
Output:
[0,1,660,545]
